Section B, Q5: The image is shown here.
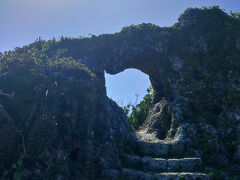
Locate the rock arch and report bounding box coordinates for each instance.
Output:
[77,24,184,140]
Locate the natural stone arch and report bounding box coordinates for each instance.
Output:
[98,28,183,140]
[70,24,185,141]
[104,63,176,140]
[76,25,178,104]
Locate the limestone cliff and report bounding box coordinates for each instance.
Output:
[0,6,240,179]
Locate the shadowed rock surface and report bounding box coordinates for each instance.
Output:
[0,6,240,179]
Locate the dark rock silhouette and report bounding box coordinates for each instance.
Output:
[0,6,240,179]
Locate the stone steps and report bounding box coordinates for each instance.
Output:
[136,130,185,158]
[122,168,210,180]
[112,130,210,180]
[137,140,170,157]
[122,154,202,172]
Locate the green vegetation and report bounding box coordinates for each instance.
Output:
[0,6,240,178]
[124,86,153,130]
[170,6,240,123]
[0,38,95,77]
[209,170,222,180]
[0,37,100,179]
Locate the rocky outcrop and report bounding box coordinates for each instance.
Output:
[0,6,240,179]
[0,64,135,179]
[142,98,173,139]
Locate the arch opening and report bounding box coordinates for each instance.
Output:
[105,68,154,130]
[105,69,151,106]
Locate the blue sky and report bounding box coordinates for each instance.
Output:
[1,0,240,105]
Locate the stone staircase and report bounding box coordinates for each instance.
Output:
[119,130,210,180]
[122,169,209,180]
[121,155,209,180]
[102,129,210,179]
[121,155,202,172]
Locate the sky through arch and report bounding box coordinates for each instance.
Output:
[105,69,151,107]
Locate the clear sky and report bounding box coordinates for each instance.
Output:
[1,0,240,105]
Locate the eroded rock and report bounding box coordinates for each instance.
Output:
[0,6,240,179]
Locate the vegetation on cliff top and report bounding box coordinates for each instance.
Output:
[0,38,96,78]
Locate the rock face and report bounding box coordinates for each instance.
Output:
[142,98,173,139]
[0,63,135,179]
[0,6,240,179]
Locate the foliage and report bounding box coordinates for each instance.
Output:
[209,170,222,180]
[0,38,95,78]
[0,6,240,178]
[230,11,240,20]
[0,37,100,179]
[124,86,153,130]
[169,6,240,123]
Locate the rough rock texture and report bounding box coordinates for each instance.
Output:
[0,63,135,179]
[0,6,240,179]
[142,98,173,139]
